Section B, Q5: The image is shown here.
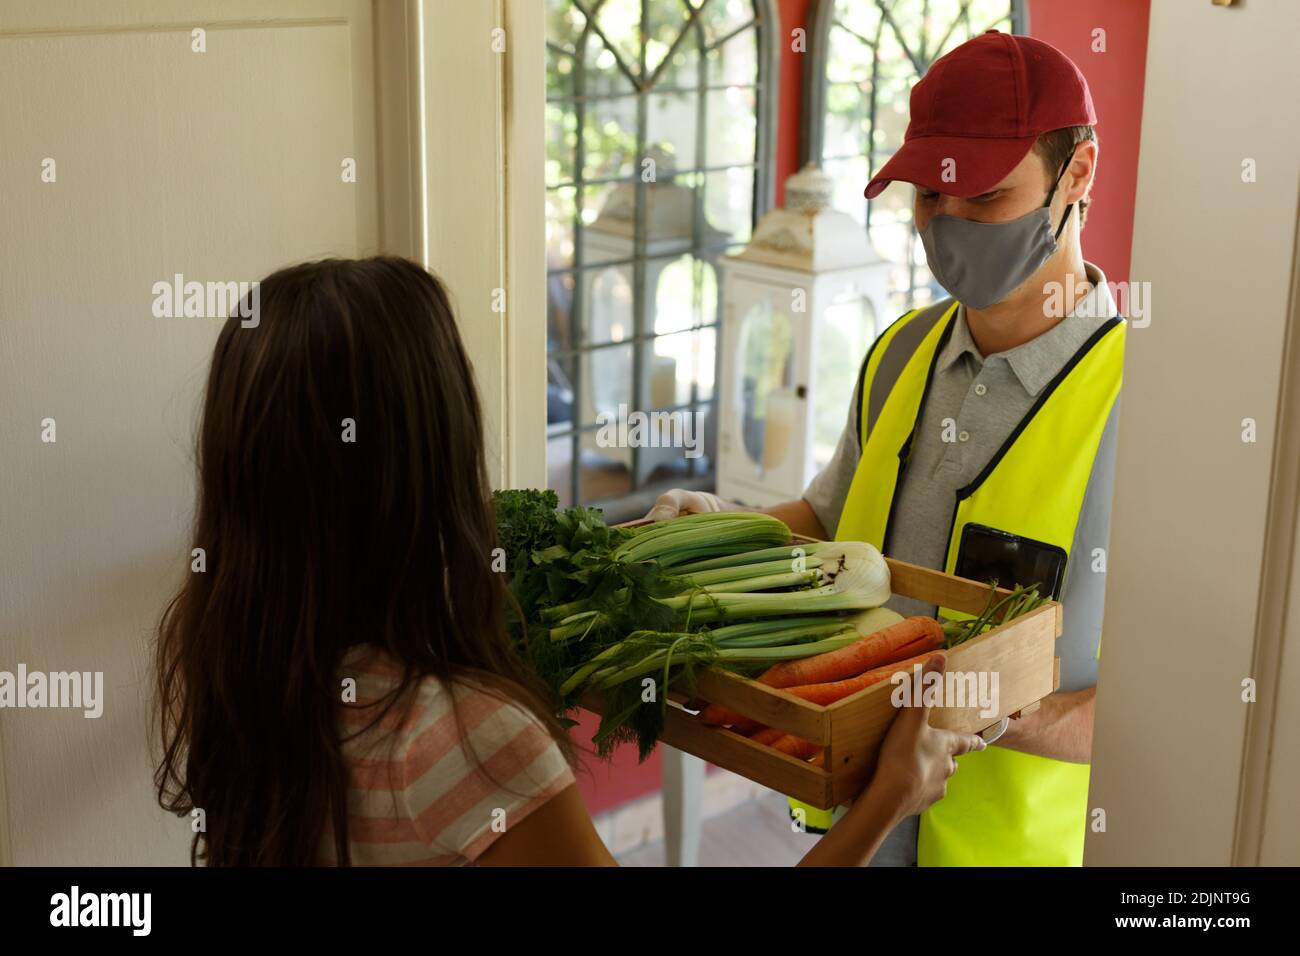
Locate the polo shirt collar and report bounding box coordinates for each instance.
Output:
[937,262,1117,398]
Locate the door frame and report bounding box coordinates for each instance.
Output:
[378,0,547,490]
[1234,188,1300,865]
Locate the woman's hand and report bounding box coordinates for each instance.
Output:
[797,654,985,866]
[865,654,986,819]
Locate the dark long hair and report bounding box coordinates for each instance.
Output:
[154,257,571,865]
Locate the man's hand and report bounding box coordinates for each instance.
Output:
[995,687,1095,763]
[644,489,733,521]
[645,489,832,540]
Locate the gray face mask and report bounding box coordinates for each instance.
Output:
[919,159,1073,310]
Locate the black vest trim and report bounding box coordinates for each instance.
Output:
[955,316,1122,502]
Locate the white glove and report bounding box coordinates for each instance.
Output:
[644,489,731,522]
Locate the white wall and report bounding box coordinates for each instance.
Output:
[1086,0,1300,865]
[0,0,385,865]
[0,0,547,865]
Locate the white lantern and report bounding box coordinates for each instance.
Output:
[717,164,893,506]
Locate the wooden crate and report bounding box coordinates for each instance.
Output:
[582,539,1062,810]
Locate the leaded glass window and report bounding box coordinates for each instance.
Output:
[545,0,777,521]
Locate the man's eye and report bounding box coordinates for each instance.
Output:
[917,191,938,201]
[971,191,1002,203]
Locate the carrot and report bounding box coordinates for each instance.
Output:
[770,735,820,760]
[700,702,741,726]
[700,705,766,732]
[783,651,944,706]
[748,729,823,764]
[699,619,944,726]
[757,617,944,689]
[879,628,945,664]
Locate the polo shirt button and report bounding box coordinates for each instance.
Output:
[958,430,970,443]
[974,383,987,396]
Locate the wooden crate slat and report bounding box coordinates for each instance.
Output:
[928,604,1057,733]
[659,705,833,808]
[886,557,1011,616]
[689,668,830,742]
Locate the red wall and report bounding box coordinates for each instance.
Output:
[571,710,663,810]
[574,0,1150,817]
[774,0,814,209]
[1027,0,1150,285]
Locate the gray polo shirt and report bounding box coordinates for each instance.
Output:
[802,263,1121,864]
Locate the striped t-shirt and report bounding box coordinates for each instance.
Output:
[322,645,575,866]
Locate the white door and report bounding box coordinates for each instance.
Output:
[1087,0,1300,865]
[0,0,545,865]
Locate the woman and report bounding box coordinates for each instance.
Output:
[154,256,982,866]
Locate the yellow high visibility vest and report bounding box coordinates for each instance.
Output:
[797,300,1124,864]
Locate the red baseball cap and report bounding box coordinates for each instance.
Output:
[864,30,1096,200]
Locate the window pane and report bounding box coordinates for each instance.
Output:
[704,166,754,244]
[695,0,754,46]
[647,418,711,485]
[549,183,639,272]
[546,100,576,187]
[580,342,634,426]
[578,182,637,267]
[583,31,638,99]
[546,185,577,270]
[583,94,638,182]
[648,90,699,171]
[580,265,635,348]
[836,0,883,47]
[646,0,696,82]
[706,25,756,86]
[870,84,911,160]
[824,155,868,226]
[593,0,643,78]
[652,326,717,406]
[871,171,914,227]
[547,44,575,101]
[650,253,718,335]
[578,440,633,503]
[823,81,866,163]
[814,294,876,469]
[546,0,585,53]
[706,87,756,168]
[826,16,875,84]
[547,428,576,508]
[548,267,576,339]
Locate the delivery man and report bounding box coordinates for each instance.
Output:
[646,31,1123,866]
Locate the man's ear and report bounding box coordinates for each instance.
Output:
[1065,140,1098,206]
